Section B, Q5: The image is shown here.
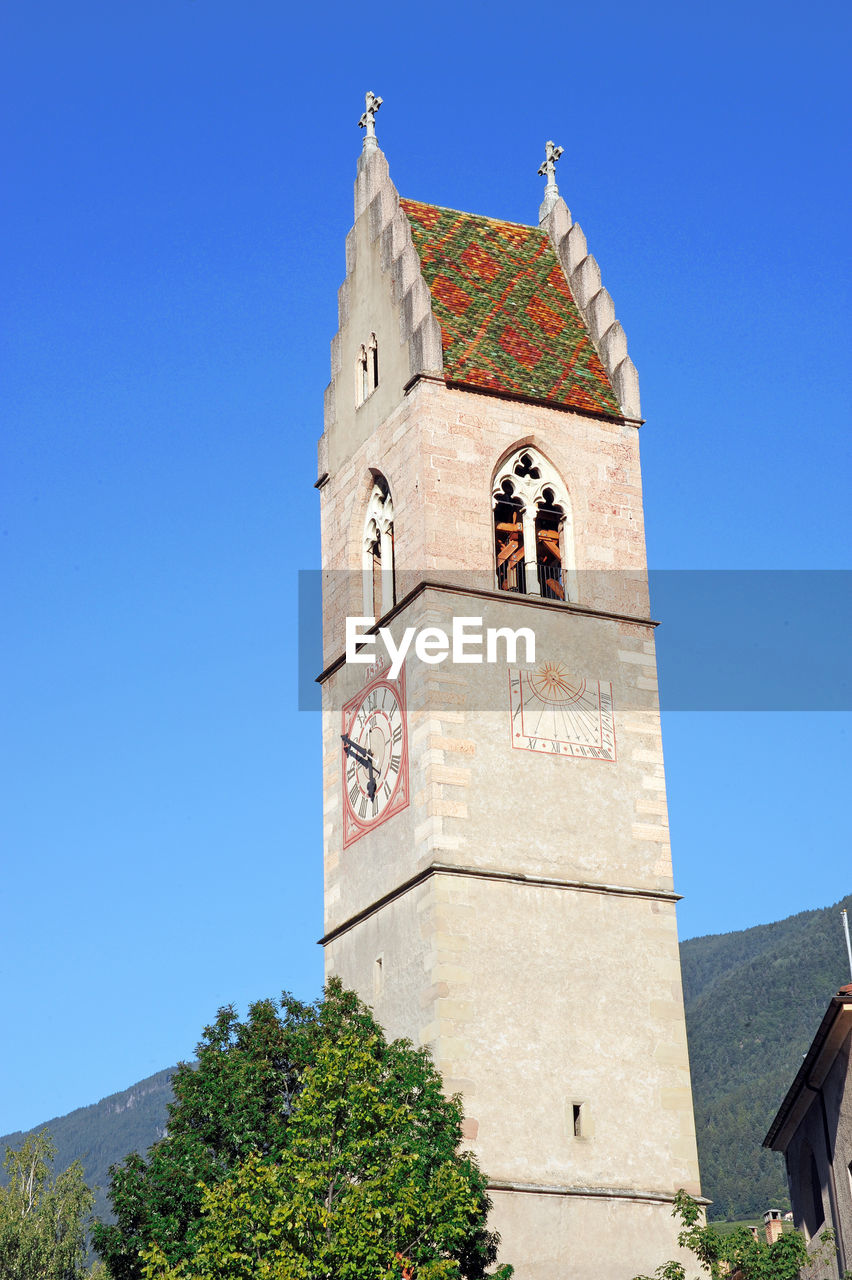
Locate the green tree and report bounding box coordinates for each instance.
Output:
[0,1129,94,1280]
[98,982,510,1280]
[93,991,318,1279]
[633,1189,844,1280]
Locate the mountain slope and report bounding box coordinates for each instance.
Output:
[681,892,852,1219]
[0,1067,176,1225]
[2,894,851,1227]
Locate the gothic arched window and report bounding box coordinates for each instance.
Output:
[362,476,395,620]
[355,334,379,408]
[492,448,575,601]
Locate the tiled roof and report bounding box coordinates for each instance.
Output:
[400,199,620,417]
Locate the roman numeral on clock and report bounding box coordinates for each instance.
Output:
[341,674,409,846]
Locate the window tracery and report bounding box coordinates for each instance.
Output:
[492,448,575,601]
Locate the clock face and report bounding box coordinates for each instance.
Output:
[509,660,616,761]
[341,668,409,847]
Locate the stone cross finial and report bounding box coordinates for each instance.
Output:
[358,91,383,151]
[538,139,564,222]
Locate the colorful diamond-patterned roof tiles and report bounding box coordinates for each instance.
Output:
[400,199,620,418]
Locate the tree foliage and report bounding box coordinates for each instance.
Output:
[12,894,852,1241]
[97,982,511,1280]
[0,1129,94,1280]
[92,990,318,1279]
[0,1068,177,1232]
[632,1189,845,1280]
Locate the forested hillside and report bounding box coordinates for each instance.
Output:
[681,893,852,1219]
[0,1067,175,1224]
[3,895,851,1228]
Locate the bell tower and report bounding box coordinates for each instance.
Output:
[315,97,701,1279]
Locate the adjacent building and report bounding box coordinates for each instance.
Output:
[764,983,852,1276]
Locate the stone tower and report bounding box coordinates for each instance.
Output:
[315,107,701,1279]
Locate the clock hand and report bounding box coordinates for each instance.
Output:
[341,735,378,802]
[365,759,377,802]
[341,733,373,765]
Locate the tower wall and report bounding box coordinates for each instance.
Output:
[316,151,701,1278]
[320,377,651,665]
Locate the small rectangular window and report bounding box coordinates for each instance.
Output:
[573,1103,583,1138]
[373,954,384,998]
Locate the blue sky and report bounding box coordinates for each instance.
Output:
[2,0,850,1136]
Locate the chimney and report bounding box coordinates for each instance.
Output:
[763,1209,784,1244]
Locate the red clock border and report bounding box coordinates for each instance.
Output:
[341,665,410,848]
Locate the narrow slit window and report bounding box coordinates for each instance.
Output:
[369,332,379,391]
[362,477,395,620]
[356,345,369,406]
[572,1103,583,1138]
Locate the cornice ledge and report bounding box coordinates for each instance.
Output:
[487,1178,710,1206]
[316,578,658,686]
[319,863,679,947]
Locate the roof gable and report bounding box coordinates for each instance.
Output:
[400,199,621,418]
[763,984,852,1150]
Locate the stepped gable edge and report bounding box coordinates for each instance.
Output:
[322,146,639,445]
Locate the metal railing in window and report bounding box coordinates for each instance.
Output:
[537,562,564,600]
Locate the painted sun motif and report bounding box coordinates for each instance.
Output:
[528,661,585,706]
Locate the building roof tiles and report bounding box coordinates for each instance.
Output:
[400,199,621,417]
